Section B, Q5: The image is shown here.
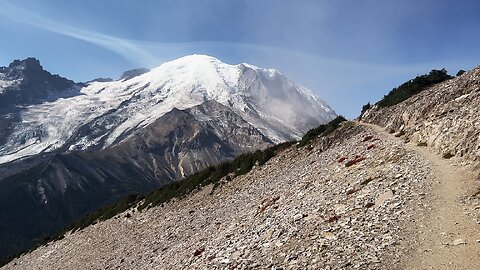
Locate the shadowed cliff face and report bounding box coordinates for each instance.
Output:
[361,67,480,165]
[0,100,272,261]
[0,58,79,148]
[0,58,78,109]
[119,68,150,81]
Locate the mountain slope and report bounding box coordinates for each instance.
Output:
[0,55,336,164]
[0,100,272,261]
[0,122,440,269]
[361,67,480,165]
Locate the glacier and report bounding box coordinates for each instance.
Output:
[0,55,336,164]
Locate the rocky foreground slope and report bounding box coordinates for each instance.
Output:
[6,121,479,270]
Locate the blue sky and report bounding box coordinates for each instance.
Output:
[1,0,479,118]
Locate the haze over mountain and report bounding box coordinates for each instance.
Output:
[0,55,336,261]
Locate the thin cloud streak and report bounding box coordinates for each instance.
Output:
[0,1,424,74]
[0,2,156,66]
[1,1,467,119]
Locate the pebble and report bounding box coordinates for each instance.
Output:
[452,239,467,246]
[375,190,394,208]
[293,213,304,221]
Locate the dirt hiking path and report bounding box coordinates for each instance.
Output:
[363,123,480,269]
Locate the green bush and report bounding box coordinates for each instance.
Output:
[360,102,371,117]
[68,193,145,232]
[298,116,347,147]
[137,141,295,211]
[376,69,453,108]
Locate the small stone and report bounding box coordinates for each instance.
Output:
[365,202,375,208]
[346,187,357,195]
[334,204,347,214]
[327,215,340,222]
[375,190,394,207]
[452,239,466,246]
[193,247,205,256]
[322,232,335,240]
[294,213,304,221]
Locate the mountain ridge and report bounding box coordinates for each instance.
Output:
[361,66,480,165]
[0,54,336,164]
[0,55,336,262]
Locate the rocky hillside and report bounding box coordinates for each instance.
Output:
[361,67,480,166]
[4,120,477,270]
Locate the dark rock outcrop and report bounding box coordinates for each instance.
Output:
[0,58,78,109]
[119,68,150,81]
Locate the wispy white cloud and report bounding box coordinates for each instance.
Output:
[1,1,467,119]
[0,1,157,66]
[0,1,414,72]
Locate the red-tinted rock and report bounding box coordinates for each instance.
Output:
[345,157,367,167]
[193,247,205,256]
[363,135,374,142]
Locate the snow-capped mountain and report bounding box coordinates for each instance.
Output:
[0,55,336,261]
[0,55,336,164]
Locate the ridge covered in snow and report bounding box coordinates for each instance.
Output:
[0,55,336,164]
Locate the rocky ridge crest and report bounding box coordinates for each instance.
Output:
[361,67,480,167]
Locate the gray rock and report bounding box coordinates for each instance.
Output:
[452,239,467,246]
